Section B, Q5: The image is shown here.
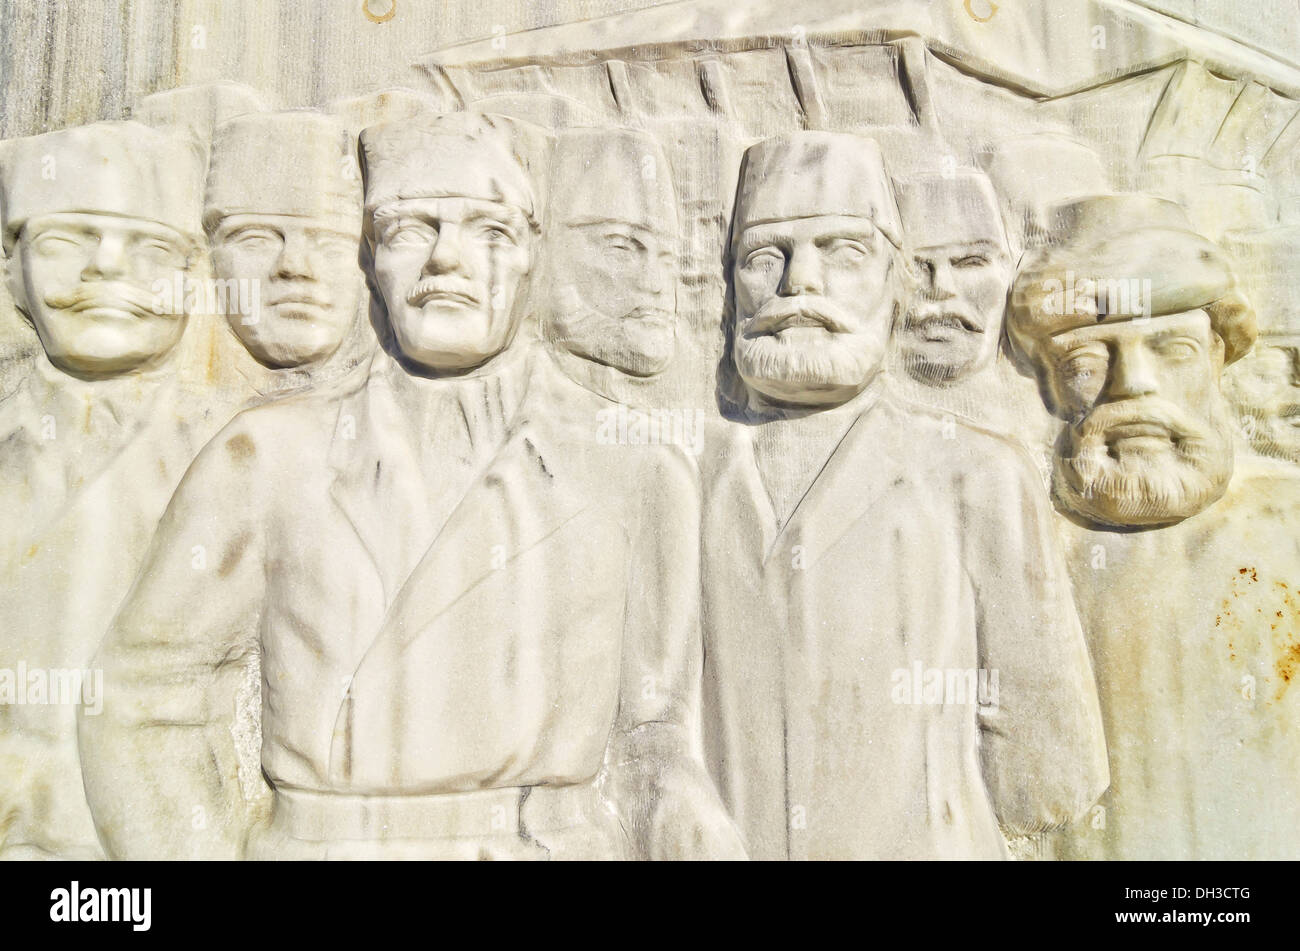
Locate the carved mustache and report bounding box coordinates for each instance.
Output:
[407,277,481,308]
[44,281,160,317]
[745,296,851,336]
[623,305,673,324]
[1075,397,1206,446]
[905,305,983,335]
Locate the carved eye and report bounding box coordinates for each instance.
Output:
[953,254,989,268]
[1153,337,1199,360]
[134,240,180,266]
[479,223,517,246]
[229,227,280,248]
[822,238,868,263]
[385,221,435,245]
[742,247,783,270]
[1060,348,1106,385]
[604,233,643,255]
[31,232,84,255]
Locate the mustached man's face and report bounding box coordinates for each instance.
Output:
[548,220,677,377]
[211,213,362,369]
[901,240,1009,385]
[1043,308,1235,528]
[732,215,899,408]
[371,197,532,373]
[1223,335,1300,464]
[12,212,190,377]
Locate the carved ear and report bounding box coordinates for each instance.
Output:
[3,246,32,321]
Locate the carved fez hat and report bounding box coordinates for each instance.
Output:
[359,111,549,235]
[0,120,204,254]
[895,169,1008,253]
[548,127,678,235]
[204,111,362,235]
[730,131,902,251]
[1008,193,1256,367]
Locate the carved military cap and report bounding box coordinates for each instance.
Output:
[0,120,203,253]
[205,110,362,234]
[358,111,550,232]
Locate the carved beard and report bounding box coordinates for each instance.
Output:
[735,293,890,398]
[1251,408,1300,464]
[547,282,676,378]
[900,301,990,386]
[1053,394,1235,528]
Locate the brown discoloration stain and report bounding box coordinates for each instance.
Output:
[1278,642,1300,686]
[217,532,252,578]
[21,543,37,564]
[225,433,255,462]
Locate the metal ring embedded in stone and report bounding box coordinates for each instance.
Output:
[362,0,396,24]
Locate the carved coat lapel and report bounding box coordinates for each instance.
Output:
[324,357,438,605]
[328,356,618,787]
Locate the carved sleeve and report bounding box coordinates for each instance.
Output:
[78,421,269,860]
[603,450,748,860]
[968,442,1110,836]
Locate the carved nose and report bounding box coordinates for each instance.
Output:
[926,260,957,300]
[81,234,128,281]
[424,225,465,275]
[1104,344,1158,401]
[275,234,315,280]
[779,246,821,296]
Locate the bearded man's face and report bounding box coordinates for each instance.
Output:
[1044,309,1235,527]
[900,240,1010,386]
[1223,336,1300,464]
[731,215,899,408]
[547,220,677,377]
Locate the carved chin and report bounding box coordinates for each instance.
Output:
[1052,431,1235,528]
[735,332,883,398]
[548,298,676,377]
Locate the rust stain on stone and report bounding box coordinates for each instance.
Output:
[225,433,255,462]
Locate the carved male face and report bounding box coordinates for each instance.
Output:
[210,214,361,368]
[1223,335,1300,463]
[732,215,899,407]
[371,197,532,372]
[1043,309,1235,527]
[548,220,677,377]
[12,212,190,377]
[902,240,1010,385]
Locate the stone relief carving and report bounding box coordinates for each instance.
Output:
[0,0,1298,860]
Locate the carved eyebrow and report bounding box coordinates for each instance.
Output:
[462,208,524,229]
[1146,330,1203,345]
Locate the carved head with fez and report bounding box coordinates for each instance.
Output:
[205,111,364,369]
[727,132,907,412]
[895,170,1012,387]
[360,112,547,375]
[544,127,679,378]
[0,121,202,379]
[1009,194,1256,529]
